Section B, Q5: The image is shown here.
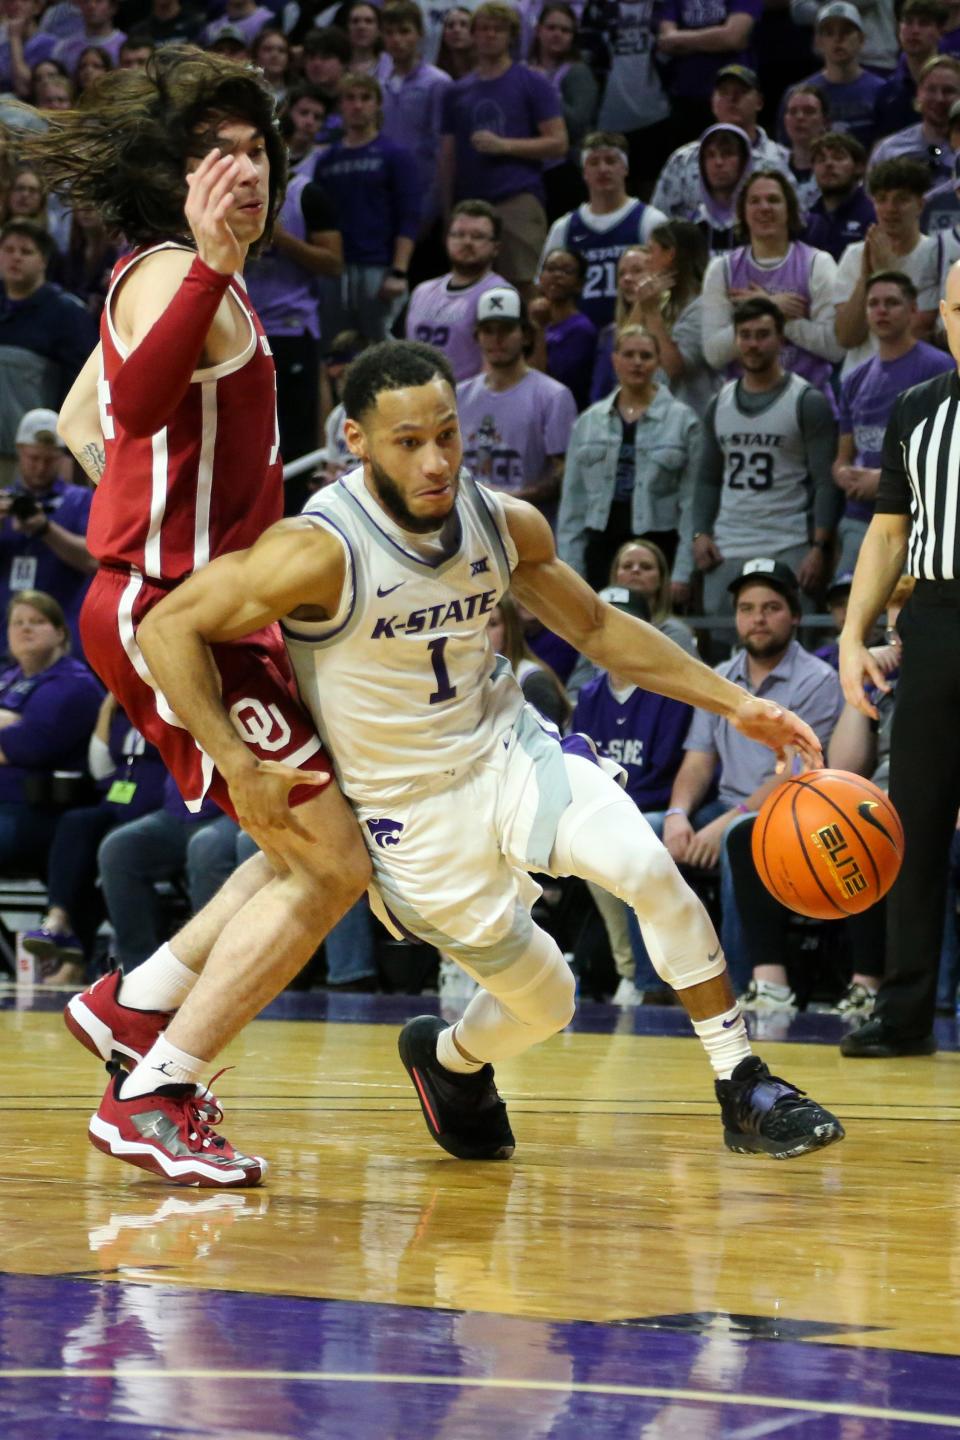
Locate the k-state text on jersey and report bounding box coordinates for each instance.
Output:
[371,590,497,639]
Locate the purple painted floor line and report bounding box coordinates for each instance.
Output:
[1,1273,958,1440]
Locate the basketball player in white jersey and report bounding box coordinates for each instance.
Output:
[136,341,845,1163]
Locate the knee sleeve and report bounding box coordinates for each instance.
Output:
[552,781,726,992]
[454,927,576,1063]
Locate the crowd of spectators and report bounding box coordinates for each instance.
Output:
[2,0,960,1019]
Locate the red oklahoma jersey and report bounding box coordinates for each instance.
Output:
[89,240,283,581]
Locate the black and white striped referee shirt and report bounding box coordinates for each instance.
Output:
[879,368,960,579]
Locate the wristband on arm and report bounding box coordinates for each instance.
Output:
[110,255,233,437]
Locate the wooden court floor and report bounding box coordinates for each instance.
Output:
[3,990,960,1439]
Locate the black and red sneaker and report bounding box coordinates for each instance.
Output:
[398,1015,515,1160]
[64,968,171,1068]
[88,1070,267,1188]
[715,1055,845,1159]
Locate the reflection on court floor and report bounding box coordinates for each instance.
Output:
[3,989,960,1439]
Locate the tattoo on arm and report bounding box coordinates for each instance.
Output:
[78,442,106,483]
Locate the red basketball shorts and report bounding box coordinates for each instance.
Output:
[80,566,333,821]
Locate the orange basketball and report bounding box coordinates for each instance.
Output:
[751,769,904,920]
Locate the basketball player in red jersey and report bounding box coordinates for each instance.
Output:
[18,48,370,1187]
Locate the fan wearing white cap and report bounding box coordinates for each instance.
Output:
[456,286,577,511]
[779,3,884,151]
[1,409,96,651]
[789,0,897,75]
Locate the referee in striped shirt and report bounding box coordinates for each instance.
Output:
[836,263,960,1058]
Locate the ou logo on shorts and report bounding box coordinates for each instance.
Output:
[229,697,292,753]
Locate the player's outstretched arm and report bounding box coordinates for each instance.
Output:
[59,343,106,484]
[137,521,345,843]
[505,496,823,767]
[838,512,909,720]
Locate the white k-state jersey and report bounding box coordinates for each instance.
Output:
[284,465,524,807]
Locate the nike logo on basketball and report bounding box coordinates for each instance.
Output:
[377,581,405,597]
[857,800,895,844]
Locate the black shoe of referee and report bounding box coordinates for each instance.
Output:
[398,1016,515,1160]
[715,1056,845,1159]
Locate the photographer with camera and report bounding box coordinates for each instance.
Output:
[0,410,96,657]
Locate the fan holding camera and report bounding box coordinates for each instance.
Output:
[1,409,97,656]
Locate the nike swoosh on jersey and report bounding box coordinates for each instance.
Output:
[377,581,405,597]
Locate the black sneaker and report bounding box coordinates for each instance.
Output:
[840,1018,937,1058]
[398,1015,515,1161]
[715,1056,845,1159]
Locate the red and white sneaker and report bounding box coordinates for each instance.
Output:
[88,1071,267,1188]
[64,969,171,1067]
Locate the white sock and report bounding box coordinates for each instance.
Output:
[435,1023,483,1074]
[119,1035,205,1100]
[692,1004,752,1081]
[117,943,198,1013]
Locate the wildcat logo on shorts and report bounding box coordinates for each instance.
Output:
[229,697,292,753]
[366,818,404,848]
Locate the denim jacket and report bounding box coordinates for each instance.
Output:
[557,384,702,583]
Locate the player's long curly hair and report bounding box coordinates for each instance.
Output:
[9,46,287,250]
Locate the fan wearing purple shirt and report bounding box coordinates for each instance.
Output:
[656,0,763,144]
[243,163,342,512]
[313,71,421,342]
[573,587,693,813]
[0,587,102,876]
[52,0,126,77]
[379,1,453,234]
[528,248,598,410]
[200,0,275,49]
[801,131,874,261]
[779,2,883,152]
[405,199,511,381]
[834,269,954,574]
[439,1,568,295]
[456,285,577,513]
[0,408,96,654]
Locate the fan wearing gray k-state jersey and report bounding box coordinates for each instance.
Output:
[134,339,845,1164]
[692,296,839,615]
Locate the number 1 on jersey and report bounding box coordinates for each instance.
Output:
[427,636,457,704]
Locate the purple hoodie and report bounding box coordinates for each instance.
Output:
[688,123,753,256]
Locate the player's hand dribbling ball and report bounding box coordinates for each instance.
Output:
[751,769,904,920]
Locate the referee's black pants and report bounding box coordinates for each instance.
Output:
[877,582,960,1036]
